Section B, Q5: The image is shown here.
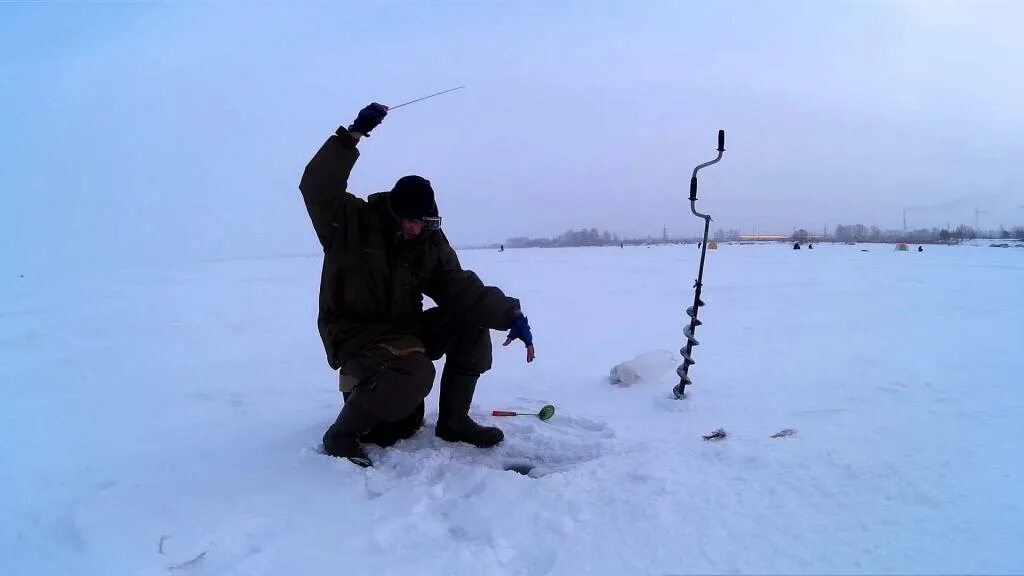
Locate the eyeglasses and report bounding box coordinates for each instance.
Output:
[422,216,442,231]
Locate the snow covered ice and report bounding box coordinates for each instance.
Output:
[2,242,1024,574]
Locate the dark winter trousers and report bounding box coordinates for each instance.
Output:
[334,307,492,446]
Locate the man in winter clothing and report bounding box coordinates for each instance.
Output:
[299,103,535,468]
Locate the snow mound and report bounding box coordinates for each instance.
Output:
[609,350,677,385]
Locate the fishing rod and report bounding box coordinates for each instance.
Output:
[389,85,466,110]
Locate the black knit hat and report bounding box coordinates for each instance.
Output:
[390,175,436,219]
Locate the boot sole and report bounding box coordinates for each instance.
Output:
[435,429,504,448]
[346,455,373,468]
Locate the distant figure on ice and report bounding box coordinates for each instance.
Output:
[499,244,504,252]
[808,243,814,249]
[793,242,801,250]
[299,103,535,468]
[918,245,923,252]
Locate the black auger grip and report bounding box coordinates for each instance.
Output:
[718,130,725,152]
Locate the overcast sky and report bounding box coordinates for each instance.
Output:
[3,1,1023,269]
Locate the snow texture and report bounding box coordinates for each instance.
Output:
[2,242,1023,575]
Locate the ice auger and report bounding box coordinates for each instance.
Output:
[674,130,725,399]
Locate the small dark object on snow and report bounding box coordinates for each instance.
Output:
[860,249,869,252]
[793,242,801,250]
[169,550,207,571]
[918,246,923,252]
[703,428,727,441]
[770,428,797,438]
[504,462,535,475]
[808,243,814,249]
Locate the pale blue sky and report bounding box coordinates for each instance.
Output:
[2,1,1023,269]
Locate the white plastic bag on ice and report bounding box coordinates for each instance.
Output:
[609,350,676,385]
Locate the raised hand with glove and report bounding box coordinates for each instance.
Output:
[347,102,388,137]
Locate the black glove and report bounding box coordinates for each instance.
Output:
[348,103,388,136]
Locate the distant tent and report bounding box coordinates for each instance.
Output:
[897,243,909,251]
[708,241,719,249]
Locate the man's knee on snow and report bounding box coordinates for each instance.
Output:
[373,353,436,422]
[362,401,425,447]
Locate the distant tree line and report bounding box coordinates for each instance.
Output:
[493,224,1024,250]
[713,229,743,241]
[503,228,692,248]
[828,224,1024,243]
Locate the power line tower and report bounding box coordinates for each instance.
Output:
[975,207,988,231]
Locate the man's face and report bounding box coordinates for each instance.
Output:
[400,218,425,240]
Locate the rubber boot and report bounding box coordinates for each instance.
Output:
[322,393,378,467]
[343,392,425,447]
[435,366,504,448]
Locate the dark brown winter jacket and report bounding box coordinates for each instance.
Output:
[299,129,520,369]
